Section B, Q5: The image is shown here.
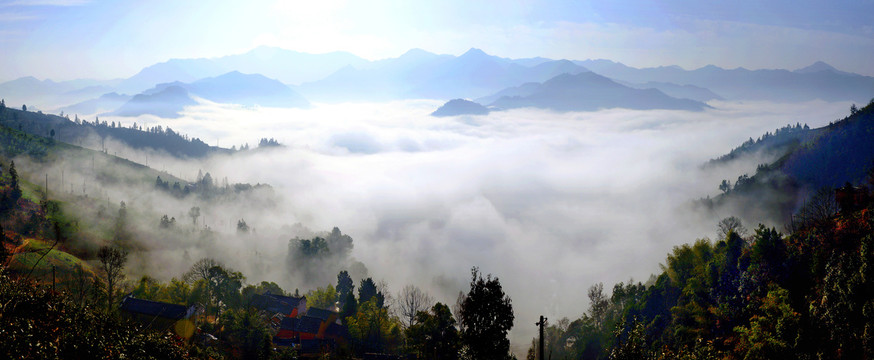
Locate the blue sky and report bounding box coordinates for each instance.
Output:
[1,0,873,81]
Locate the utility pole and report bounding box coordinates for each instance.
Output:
[536,315,547,360]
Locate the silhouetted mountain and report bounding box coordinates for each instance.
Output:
[431,99,490,117]
[577,60,874,103]
[794,61,854,76]
[115,58,226,94]
[299,48,589,102]
[488,72,710,111]
[59,92,131,115]
[109,86,196,118]
[108,72,309,117]
[186,71,309,108]
[115,47,368,94]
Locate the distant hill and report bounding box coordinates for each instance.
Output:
[115,47,368,94]
[299,48,590,102]
[108,71,309,118]
[186,71,309,108]
[431,99,490,117]
[794,61,856,76]
[487,72,710,112]
[0,77,119,111]
[58,92,131,116]
[115,58,225,95]
[576,60,874,103]
[108,86,196,118]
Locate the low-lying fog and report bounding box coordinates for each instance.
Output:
[93,99,848,348]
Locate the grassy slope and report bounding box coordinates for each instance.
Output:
[0,122,188,287]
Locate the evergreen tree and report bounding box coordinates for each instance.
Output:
[8,161,21,204]
[337,270,354,305]
[459,267,514,360]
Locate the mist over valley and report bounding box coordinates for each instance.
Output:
[2,1,874,358]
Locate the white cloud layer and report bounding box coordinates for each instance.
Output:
[93,99,851,350]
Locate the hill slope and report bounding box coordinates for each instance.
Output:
[703,100,874,224]
[0,105,222,158]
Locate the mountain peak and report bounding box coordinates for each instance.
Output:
[397,48,437,60]
[795,61,839,74]
[460,48,489,58]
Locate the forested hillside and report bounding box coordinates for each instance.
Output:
[702,100,874,225]
[0,100,223,158]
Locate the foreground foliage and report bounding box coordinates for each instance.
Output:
[0,272,207,359]
[534,186,874,360]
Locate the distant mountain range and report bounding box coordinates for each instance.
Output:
[298,48,590,102]
[435,72,710,115]
[0,76,120,111]
[115,46,367,94]
[58,92,131,116]
[1,47,872,117]
[577,59,874,103]
[101,71,310,117]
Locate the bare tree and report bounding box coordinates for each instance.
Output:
[97,245,128,313]
[397,284,435,328]
[717,216,748,240]
[69,264,92,308]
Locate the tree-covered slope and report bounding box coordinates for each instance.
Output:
[0,102,224,158]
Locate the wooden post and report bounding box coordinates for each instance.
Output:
[536,315,547,360]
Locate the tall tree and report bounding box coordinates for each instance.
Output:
[208,265,244,311]
[188,206,200,226]
[97,245,128,313]
[459,267,514,360]
[8,161,21,205]
[358,278,384,307]
[398,284,434,328]
[407,302,460,360]
[183,258,220,314]
[337,270,354,305]
[341,291,358,324]
[112,201,128,244]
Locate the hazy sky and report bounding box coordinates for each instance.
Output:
[1,0,873,81]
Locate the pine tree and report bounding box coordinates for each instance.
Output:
[8,161,21,204]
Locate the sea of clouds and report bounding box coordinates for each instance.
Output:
[95,99,850,349]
